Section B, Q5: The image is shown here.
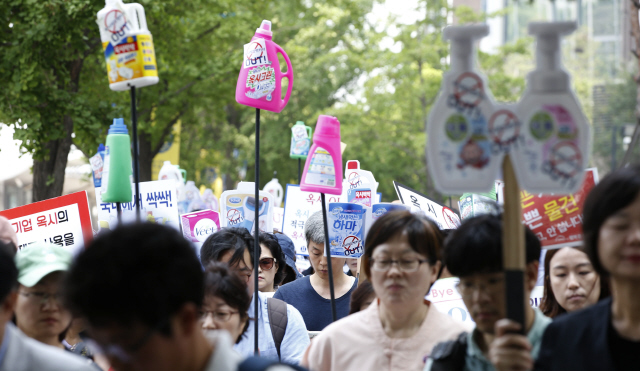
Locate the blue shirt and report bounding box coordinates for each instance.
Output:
[234,291,309,365]
[0,324,11,367]
[274,275,357,331]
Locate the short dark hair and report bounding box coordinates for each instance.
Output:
[203,263,250,344]
[363,211,442,278]
[200,227,257,268]
[444,214,541,277]
[258,233,286,286]
[582,165,640,276]
[63,223,204,334]
[540,247,610,318]
[349,280,375,314]
[0,241,18,302]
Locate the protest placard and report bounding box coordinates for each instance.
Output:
[393,182,461,230]
[96,180,180,231]
[496,168,598,249]
[273,207,284,232]
[0,191,93,251]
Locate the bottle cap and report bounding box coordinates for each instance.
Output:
[98,143,105,152]
[443,24,489,72]
[256,20,273,36]
[527,21,576,93]
[314,115,340,137]
[295,121,305,125]
[108,118,128,135]
[346,160,359,170]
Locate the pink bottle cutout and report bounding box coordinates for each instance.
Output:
[300,115,343,196]
[235,20,294,113]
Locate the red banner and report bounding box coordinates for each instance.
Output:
[520,169,597,249]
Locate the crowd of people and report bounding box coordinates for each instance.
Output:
[0,165,639,371]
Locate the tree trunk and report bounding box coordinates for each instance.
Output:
[32,115,74,202]
[622,0,640,167]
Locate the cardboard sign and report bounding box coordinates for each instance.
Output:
[282,184,343,255]
[96,180,180,231]
[496,168,598,249]
[0,191,93,251]
[393,182,461,230]
[327,203,367,258]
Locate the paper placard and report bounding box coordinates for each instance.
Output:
[0,191,93,252]
[273,207,284,232]
[327,203,366,258]
[393,182,461,230]
[96,180,180,231]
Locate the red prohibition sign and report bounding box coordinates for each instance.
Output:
[247,41,264,59]
[489,109,520,145]
[227,209,241,223]
[550,141,582,177]
[104,10,127,34]
[348,172,360,186]
[343,236,361,252]
[453,72,484,107]
[442,207,460,229]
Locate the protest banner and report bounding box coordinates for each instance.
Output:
[496,168,598,250]
[96,180,180,231]
[393,182,461,230]
[0,191,93,251]
[282,184,381,255]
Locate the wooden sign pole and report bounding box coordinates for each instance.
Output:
[502,155,526,333]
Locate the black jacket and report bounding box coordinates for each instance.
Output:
[535,297,615,371]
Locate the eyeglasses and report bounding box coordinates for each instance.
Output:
[370,258,428,272]
[259,257,276,271]
[199,310,239,322]
[19,291,63,305]
[455,276,504,298]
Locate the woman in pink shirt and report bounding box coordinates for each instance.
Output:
[305,211,469,371]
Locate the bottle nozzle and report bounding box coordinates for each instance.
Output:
[257,20,273,36]
[527,21,576,92]
[108,118,128,135]
[443,24,489,72]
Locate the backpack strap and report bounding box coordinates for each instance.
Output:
[428,331,468,371]
[267,297,289,361]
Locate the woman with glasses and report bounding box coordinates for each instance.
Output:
[201,263,251,344]
[304,211,469,371]
[14,243,73,350]
[257,233,287,296]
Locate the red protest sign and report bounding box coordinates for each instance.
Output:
[518,169,597,249]
[0,191,93,250]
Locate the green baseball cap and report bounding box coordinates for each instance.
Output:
[15,243,72,287]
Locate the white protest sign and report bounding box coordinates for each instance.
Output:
[96,180,180,231]
[393,182,461,229]
[273,207,284,232]
[0,192,94,252]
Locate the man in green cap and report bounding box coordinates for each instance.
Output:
[0,241,97,370]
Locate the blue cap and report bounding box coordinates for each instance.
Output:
[108,118,128,135]
[98,143,105,152]
[275,234,303,280]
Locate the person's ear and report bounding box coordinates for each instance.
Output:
[525,261,539,292]
[430,261,442,285]
[174,303,199,338]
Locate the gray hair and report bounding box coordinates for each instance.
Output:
[304,211,325,246]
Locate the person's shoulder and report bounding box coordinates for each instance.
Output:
[549,297,610,329]
[275,276,310,296]
[5,325,97,371]
[427,304,473,333]
[315,309,369,340]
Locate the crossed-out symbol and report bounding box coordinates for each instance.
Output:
[442,207,460,229]
[247,41,264,60]
[227,209,242,224]
[550,141,582,178]
[453,72,484,107]
[105,10,127,34]
[343,236,361,253]
[489,109,521,146]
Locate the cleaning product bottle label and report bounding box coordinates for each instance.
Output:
[305,147,335,187]
[89,153,104,188]
[327,203,366,258]
[523,105,582,190]
[101,146,111,193]
[291,125,311,157]
[243,38,270,68]
[102,34,158,84]
[245,65,275,100]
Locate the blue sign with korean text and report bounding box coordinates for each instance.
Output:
[327,202,366,258]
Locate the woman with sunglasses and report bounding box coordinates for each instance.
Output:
[257,233,287,296]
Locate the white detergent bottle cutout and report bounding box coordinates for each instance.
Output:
[426,24,498,194]
[263,172,284,207]
[184,181,204,213]
[220,182,273,233]
[202,188,219,212]
[513,21,590,194]
[344,160,378,208]
[96,0,159,91]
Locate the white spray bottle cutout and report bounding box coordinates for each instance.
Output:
[97,0,149,47]
[513,21,590,194]
[426,24,498,194]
